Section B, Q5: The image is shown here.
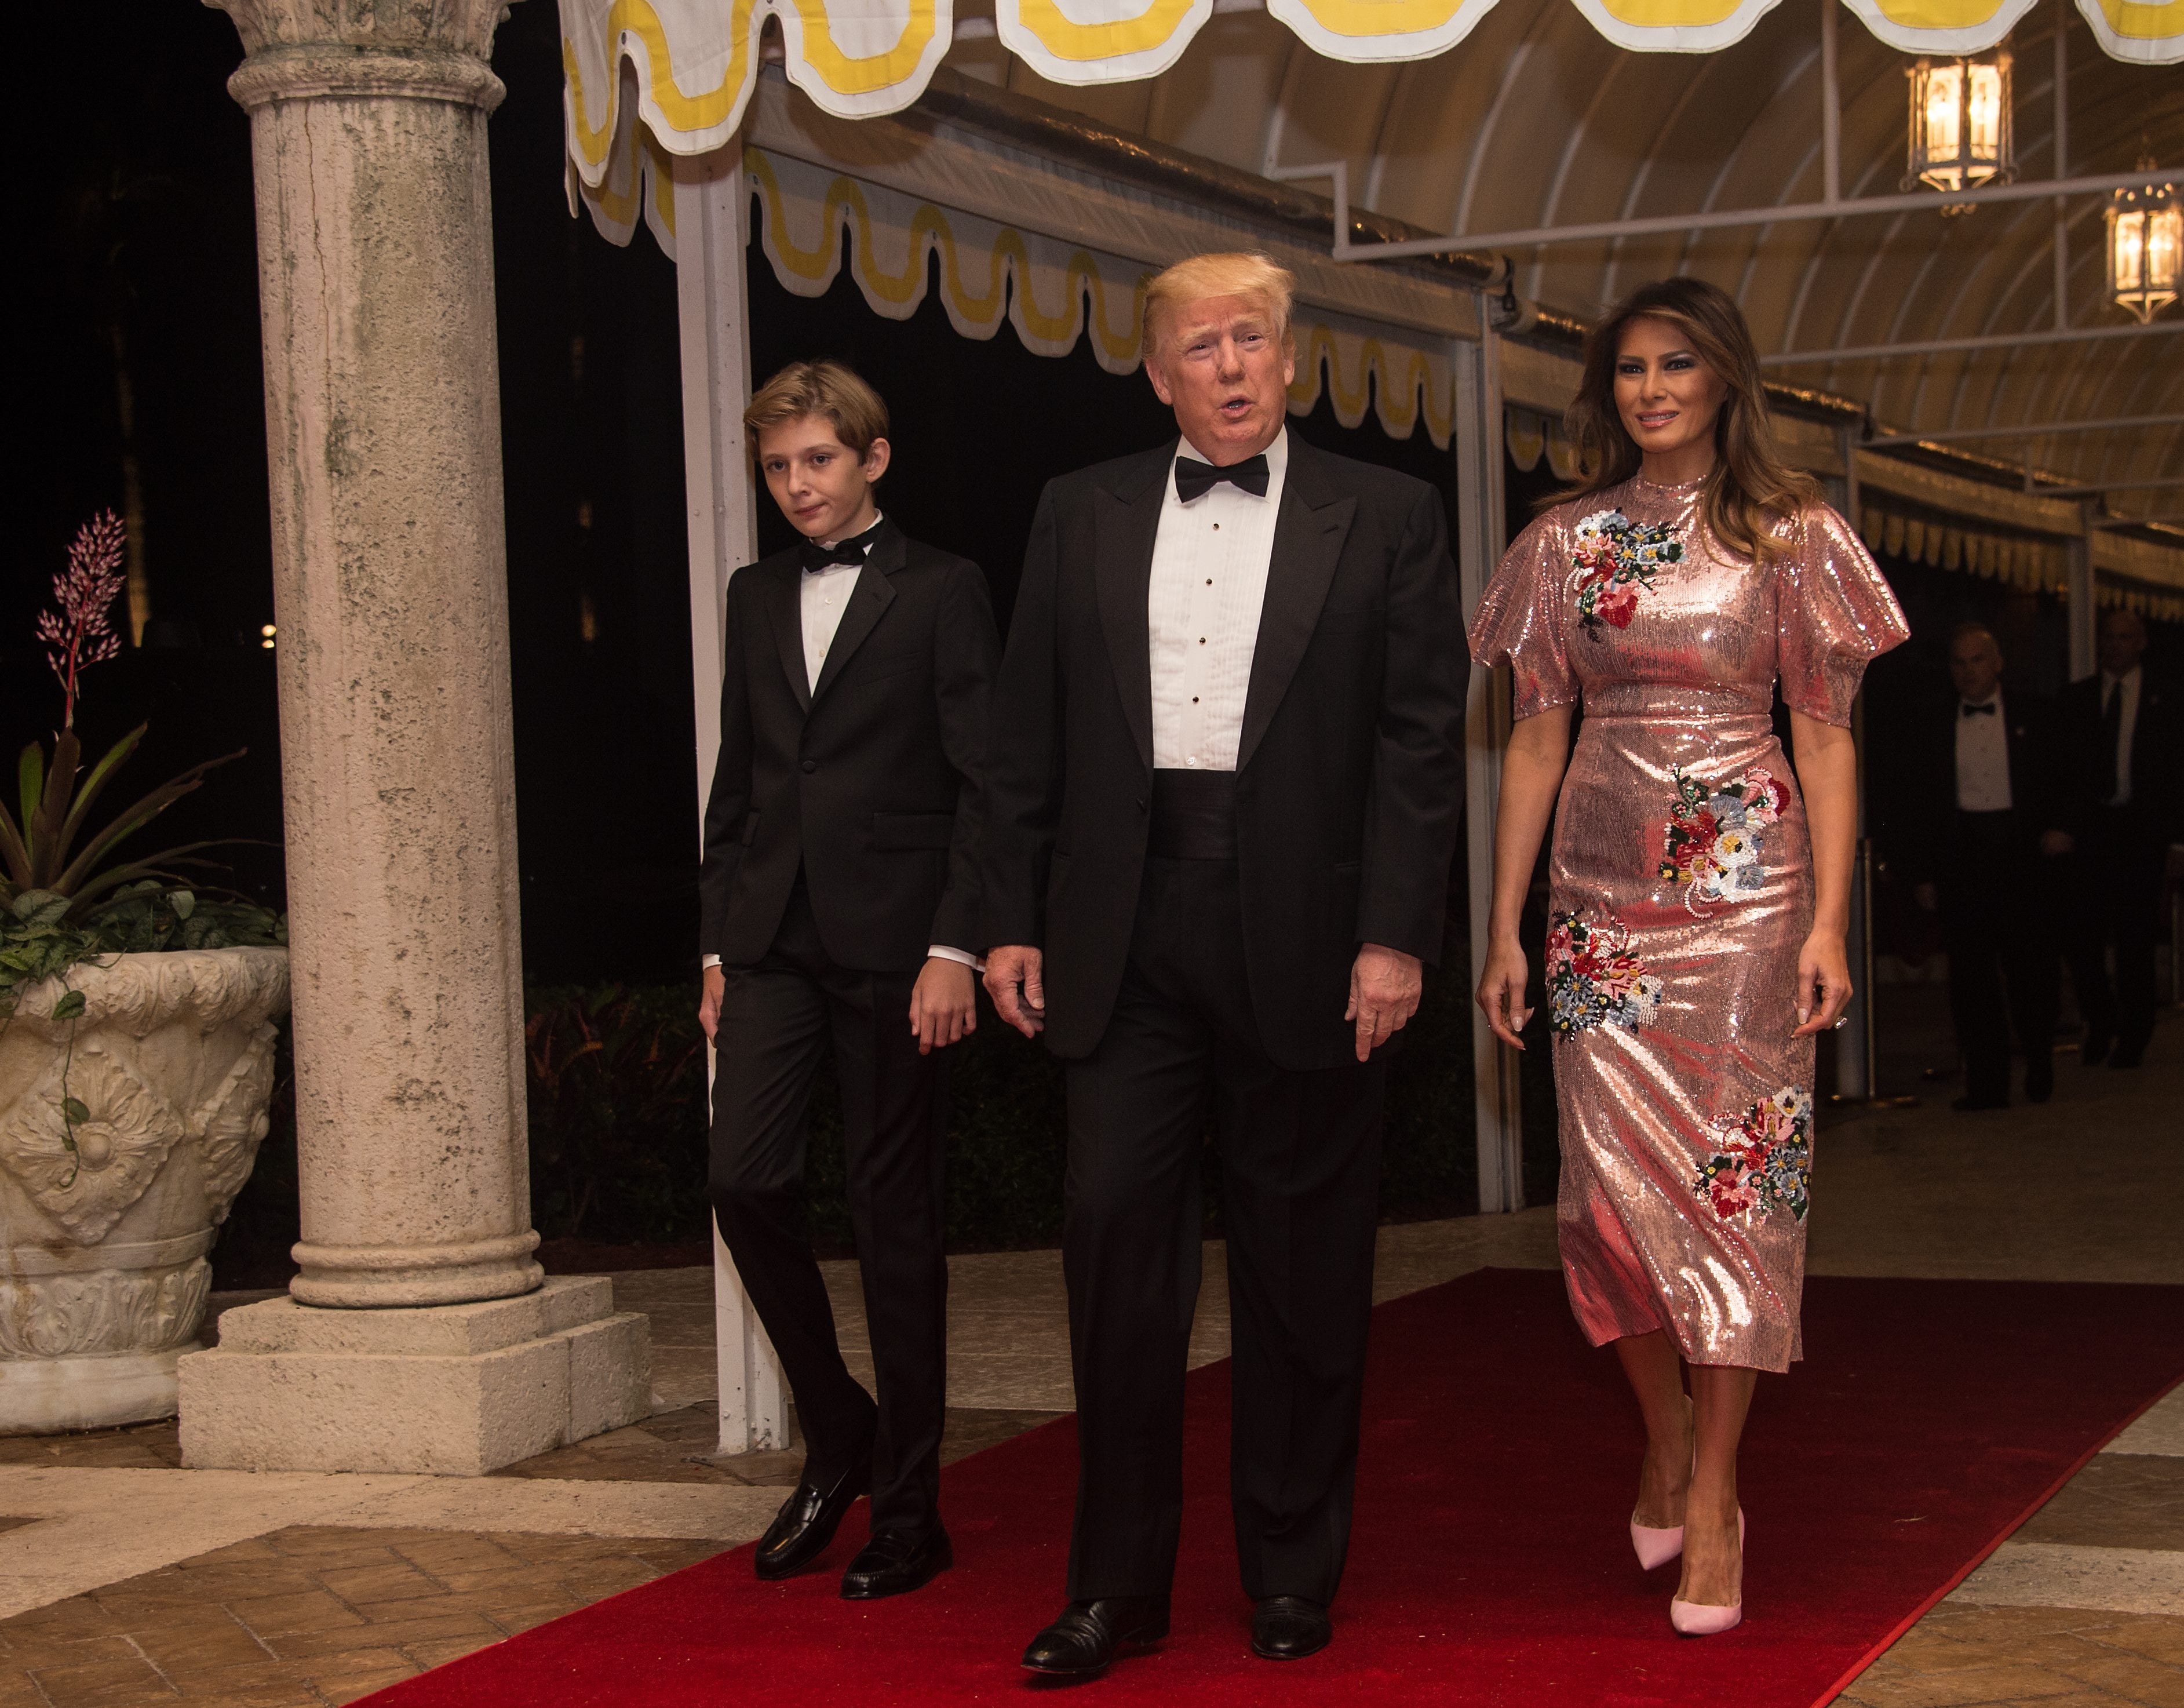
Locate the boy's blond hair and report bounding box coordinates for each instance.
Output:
[1142,253,1296,357]
[743,359,889,463]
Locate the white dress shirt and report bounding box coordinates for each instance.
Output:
[2099,665,2142,807]
[1955,689,2012,812]
[1147,429,1289,771]
[703,516,977,974]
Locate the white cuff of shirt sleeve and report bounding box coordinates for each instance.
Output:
[701,954,721,969]
[927,945,985,972]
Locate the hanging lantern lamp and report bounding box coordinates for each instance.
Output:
[2106,163,2180,323]
[1904,51,2015,202]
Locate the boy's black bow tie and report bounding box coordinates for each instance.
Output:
[1175,454,1270,501]
[1960,700,1997,718]
[799,520,883,572]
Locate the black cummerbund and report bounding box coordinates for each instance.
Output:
[1148,767,1238,860]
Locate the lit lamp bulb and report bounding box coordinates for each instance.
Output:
[260,623,277,651]
[2108,163,2181,323]
[1906,52,2014,208]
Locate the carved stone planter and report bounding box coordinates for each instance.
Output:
[0,948,289,1433]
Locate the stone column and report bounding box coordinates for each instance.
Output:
[179,0,649,1474]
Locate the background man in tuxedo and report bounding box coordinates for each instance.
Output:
[982,254,1464,1674]
[1902,624,2070,1110]
[2063,607,2181,1070]
[698,362,997,1600]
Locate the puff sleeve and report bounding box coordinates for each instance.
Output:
[1775,503,1908,727]
[1468,511,1578,719]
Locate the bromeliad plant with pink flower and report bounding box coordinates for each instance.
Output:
[0,511,282,1015]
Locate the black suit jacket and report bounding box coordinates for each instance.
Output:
[1893,691,2068,884]
[982,435,1466,1070]
[698,522,998,972]
[2062,669,2184,844]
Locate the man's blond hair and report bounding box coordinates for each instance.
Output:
[1142,253,1296,357]
[744,359,889,464]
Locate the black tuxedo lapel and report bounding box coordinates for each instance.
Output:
[768,560,812,713]
[1238,440,1356,773]
[1092,448,1172,774]
[811,525,905,704]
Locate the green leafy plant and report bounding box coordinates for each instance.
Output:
[0,511,282,1019]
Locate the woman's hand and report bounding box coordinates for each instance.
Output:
[1475,937,1533,1050]
[1792,928,1852,1037]
[909,956,979,1055]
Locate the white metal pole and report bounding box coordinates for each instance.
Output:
[2067,501,2097,679]
[2054,0,2069,331]
[1453,325,1525,1214]
[672,142,787,1456]
[1821,0,1841,206]
[1831,425,1874,1100]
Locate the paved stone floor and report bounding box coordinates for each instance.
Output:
[0,993,2175,1707]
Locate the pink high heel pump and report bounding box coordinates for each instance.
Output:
[1668,1510,1745,1636]
[1629,1517,1683,1570]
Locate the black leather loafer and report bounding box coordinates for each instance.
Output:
[840,1525,952,1600]
[753,1457,871,1580]
[1250,1596,1330,1661]
[1020,1595,1171,1676]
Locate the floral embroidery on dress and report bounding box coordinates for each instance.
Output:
[1694,1086,1813,1223]
[1545,911,1665,1037]
[1571,508,1683,635]
[1659,766,1785,913]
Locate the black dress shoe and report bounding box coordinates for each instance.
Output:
[840,1525,951,1600]
[1020,1596,1171,1676]
[753,1456,871,1580]
[2025,1055,2055,1104]
[1950,1094,2008,1112]
[2081,1032,2113,1067]
[1251,1596,1331,1661]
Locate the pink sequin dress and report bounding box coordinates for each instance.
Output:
[1470,476,1906,1372]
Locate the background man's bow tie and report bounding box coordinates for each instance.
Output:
[1960,700,1997,718]
[1175,454,1270,501]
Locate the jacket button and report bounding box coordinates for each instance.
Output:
[801,760,817,774]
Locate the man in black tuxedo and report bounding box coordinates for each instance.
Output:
[982,254,1464,1674]
[698,361,997,1599]
[2062,607,2181,1070]
[1901,624,2070,1109]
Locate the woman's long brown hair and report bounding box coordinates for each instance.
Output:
[1551,276,1818,560]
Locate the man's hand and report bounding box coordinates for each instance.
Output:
[699,964,725,1043]
[909,957,979,1055]
[1347,943,1423,1062]
[983,945,1046,1039]
[2039,829,2074,859]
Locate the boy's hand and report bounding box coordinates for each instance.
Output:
[699,964,725,1042]
[910,957,979,1055]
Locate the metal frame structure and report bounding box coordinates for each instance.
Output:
[1864,412,2184,446]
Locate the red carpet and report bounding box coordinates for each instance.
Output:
[362,1269,2183,1707]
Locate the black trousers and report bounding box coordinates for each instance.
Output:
[2064,807,2166,1055]
[1939,810,2058,1104]
[708,881,949,1535]
[1063,833,1384,1607]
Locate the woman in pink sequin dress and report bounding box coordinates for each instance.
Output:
[1470,279,1906,1634]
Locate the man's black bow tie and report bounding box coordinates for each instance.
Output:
[1960,700,1997,718]
[1175,454,1270,502]
[799,520,883,573]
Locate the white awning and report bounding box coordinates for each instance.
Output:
[560,0,2179,183]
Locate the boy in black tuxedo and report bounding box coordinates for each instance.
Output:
[698,361,997,1598]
